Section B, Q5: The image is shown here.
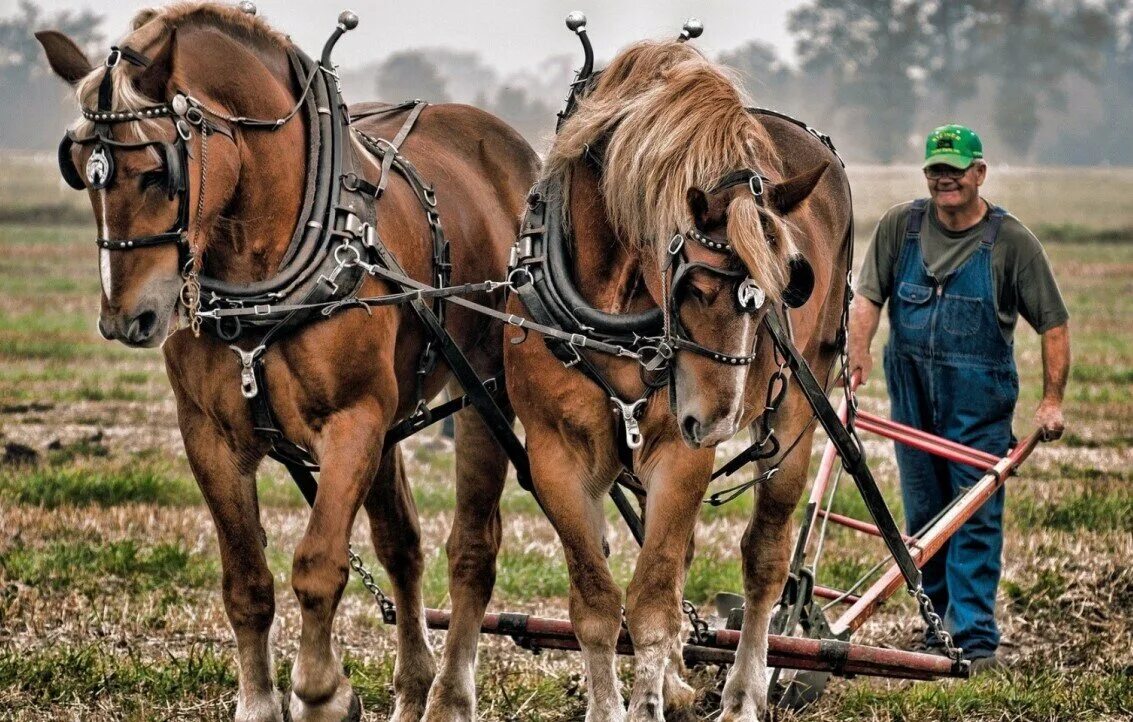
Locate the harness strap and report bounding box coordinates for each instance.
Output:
[377,101,428,198]
[763,311,924,593]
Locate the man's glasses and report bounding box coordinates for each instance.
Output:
[924,165,970,180]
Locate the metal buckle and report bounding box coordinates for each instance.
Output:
[229,345,265,399]
[611,397,648,450]
[105,48,121,68]
[749,174,765,198]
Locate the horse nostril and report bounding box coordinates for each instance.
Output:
[126,310,158,343]
[682,415,701,444]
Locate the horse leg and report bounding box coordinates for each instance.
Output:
[720,390,818,721]
[289,408,387,722]
[624,449,712,722]
[363,444,434,721]
[181,413,280,722]
[661,535,698,720]
[421,404,509,721]
[529,433,625,722]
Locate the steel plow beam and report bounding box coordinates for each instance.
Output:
[413,608,967,681]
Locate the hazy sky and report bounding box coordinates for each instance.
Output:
[12,0,802,72]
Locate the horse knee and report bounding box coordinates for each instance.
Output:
[223,573,275,631]
[291,543,348,610]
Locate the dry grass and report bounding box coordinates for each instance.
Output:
[1,157,1131,720]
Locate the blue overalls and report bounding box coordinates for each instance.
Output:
[882,199,1017,659]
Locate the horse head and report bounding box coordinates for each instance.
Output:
[548,39,829,448]
[38,5,305,347]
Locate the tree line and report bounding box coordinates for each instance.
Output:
[5,0,1132,165]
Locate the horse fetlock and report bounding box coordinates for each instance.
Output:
[421,667,477,722]
[392,653,436,721]
[234,687,283,722]
[627,691,665,721]
[286,684,361,722]
[718,677,768,722]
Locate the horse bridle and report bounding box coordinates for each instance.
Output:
[657,168,773,368]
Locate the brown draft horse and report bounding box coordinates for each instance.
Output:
[504,41,850,721]
[38,4,538,721]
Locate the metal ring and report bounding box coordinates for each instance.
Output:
[749,174,765,197]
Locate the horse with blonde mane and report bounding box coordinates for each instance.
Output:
[38,4,538,720]
[504,39,851,720]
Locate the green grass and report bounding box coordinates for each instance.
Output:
[0,539,216,593]
[1010,492,1133,533]
[0,458,200,508]
[0,644,236,715]
[829,667,1133,720]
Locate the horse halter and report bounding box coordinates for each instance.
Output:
[57,45,235,263]
[658,168,772,368]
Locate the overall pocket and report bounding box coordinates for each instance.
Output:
[894,281,933,331]
[942,293,983,336]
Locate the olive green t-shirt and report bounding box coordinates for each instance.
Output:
[856,200,1069,343]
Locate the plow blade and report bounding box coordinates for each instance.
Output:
[417,608,967,681]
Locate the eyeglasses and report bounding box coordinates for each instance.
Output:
[924,165,970,180]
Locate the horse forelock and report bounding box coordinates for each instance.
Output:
[545,40,795,299]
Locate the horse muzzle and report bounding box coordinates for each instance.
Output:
[99,303,172,348]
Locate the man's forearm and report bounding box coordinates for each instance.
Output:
[1040,323,1070,402]
[849,296,882,356]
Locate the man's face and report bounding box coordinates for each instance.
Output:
[925,161,986,211]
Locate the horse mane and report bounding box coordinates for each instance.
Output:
[545,40,797,297]
[71,2,290,138]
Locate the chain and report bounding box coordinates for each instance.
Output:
[682,599,710,645]
[348,544,397,624]
[181,124,209,337]
[911,586,962,662]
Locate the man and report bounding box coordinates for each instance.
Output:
[847,124,1071,670]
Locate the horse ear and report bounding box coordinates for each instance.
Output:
[686,187,710,228]
[35,31,93,85]
[770,161,830,215]
[134,28,176,101]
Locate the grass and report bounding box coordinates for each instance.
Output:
[0,539,217,594]
[1,158,1131,719]
[0,458,200,508]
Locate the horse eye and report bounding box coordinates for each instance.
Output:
[138,170,165,190]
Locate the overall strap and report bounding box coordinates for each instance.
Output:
[905,198,930,240]
[981,204,1008,248]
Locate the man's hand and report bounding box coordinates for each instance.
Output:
[848,296,883,386]
[1035,398,1065,441]
[848,346,873,386]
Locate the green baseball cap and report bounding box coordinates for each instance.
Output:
[923,124,984,169]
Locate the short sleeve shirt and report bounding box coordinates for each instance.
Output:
[856,200,1069,343]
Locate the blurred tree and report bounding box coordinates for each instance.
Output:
[375,51,450,103]
[789,0,927,162]
[2,0,103,149]
[983,0,1114,157]
[482,85,555,151]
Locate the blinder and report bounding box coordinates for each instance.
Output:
[57,135,85,190]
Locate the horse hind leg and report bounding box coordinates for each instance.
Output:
[181,415,281,722]
[363,444,435,721]
[421,403,509,721]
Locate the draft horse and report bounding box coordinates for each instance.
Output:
[504,40,851,720]
[38,3,538,720]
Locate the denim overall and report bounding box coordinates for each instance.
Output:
[882,199,1017,658]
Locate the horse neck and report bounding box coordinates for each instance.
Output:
[181,34,307,284]
[568,163,653,314]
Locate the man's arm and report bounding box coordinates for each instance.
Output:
[1035,323,1070,440]
[848,295,883,385]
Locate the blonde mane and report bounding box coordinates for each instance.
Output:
[71,2,289,138]
[545,40,796,297]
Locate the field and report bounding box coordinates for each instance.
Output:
[1,156,1131,721]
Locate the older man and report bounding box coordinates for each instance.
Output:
[847,124,1070,669]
